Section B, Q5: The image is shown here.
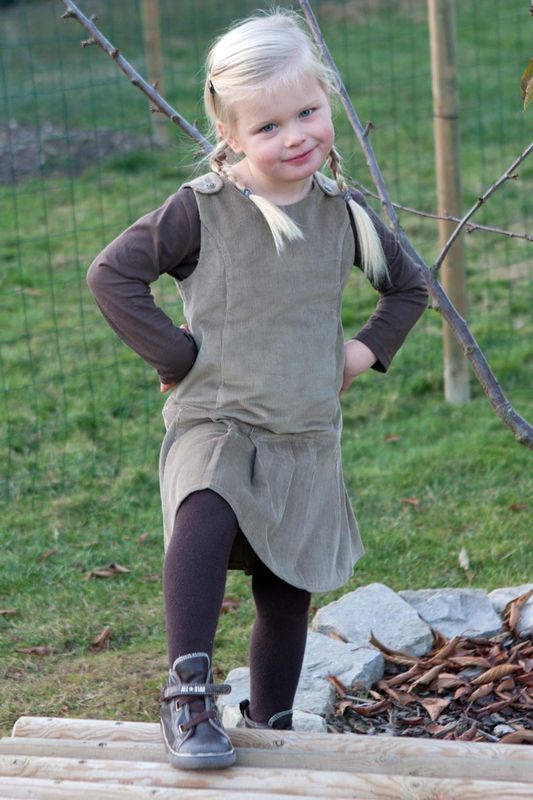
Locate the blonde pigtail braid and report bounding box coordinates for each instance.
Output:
[327,147,388,287]
[210,142,303,255]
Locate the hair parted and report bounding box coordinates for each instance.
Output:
[203,8,387,285]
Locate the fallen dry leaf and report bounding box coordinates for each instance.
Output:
[508,502,529,512]
[400,497,421,507]
[90,627,111,652]
[499,729,533,744]
[384,434,401,443]
[328,630,349,643]
[369,632,420,665]
[16,646,55,656]
[419,696,451,721]
[37,548,59,561]
[85,563,131,579]
[328,624,533,743]
[448,655,491,668]
[410,663,446,690]
[469,682,494,702]
[0,608,17,617]
[458,547,470,572]
[220,596,240,614]
[471,664,522,685]
[327,674,349,698]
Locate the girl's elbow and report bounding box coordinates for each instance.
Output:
[86,258,106,299]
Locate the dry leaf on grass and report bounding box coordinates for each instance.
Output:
[90,627,111,652]
[220,596,240,614]
[0,608,17,617]
[16,645,56,656]
[37,548,59,561]
[85,562,131,579]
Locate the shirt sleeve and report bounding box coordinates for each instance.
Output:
[348,189,429,372]
[87,187,201,384]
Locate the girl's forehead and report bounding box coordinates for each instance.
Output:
[235,75,328,119]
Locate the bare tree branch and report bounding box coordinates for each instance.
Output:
[356,184,533,242]
[60,0,211,155]
[431,142,533,274]
[59,0,533,449]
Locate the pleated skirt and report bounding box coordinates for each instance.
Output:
[159,407,364,593]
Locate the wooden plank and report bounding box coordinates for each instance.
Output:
[2,736,533,784]
[1,753,533,799]
[0,776,304,800]
[11,716,533,765]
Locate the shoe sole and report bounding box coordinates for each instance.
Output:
[166,747,236,770]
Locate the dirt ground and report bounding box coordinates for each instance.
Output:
[0,121,150,184]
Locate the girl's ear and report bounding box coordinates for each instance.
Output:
[216,120,244,155]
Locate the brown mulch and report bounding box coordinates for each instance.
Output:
[326,589,533,744]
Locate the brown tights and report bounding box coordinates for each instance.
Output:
[163,489,311,724]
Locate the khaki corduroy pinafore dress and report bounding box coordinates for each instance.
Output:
[159,172,364,593]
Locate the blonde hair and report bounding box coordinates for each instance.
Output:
[203,9,387,285]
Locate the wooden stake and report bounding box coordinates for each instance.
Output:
[428,0,470,403]
[140,0,168,146]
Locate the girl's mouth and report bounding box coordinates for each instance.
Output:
[284,146,315,164]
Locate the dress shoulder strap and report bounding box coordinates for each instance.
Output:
[182,172,224,195]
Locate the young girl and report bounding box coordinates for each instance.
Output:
[88,9,427,771]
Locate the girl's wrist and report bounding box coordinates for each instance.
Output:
[344,338,377,378]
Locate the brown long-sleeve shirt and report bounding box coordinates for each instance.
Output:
[87,186,428,384]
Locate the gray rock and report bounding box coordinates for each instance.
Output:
[488,584,533,638]
[294,675,336,717]
[312,582,433,657]
[301,631,384,689]
[399,587,503,639]
[292,710,328,732]
[217,665,328,730]
[218,666,250,717]
[493,724,517,737]
[488,584,532,613]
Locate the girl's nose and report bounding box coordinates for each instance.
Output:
[284,124,306,147]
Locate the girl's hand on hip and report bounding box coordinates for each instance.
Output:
[340,339,377,396]
[160,323,190,393]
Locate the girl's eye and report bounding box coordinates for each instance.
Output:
[259,123,276,133]
[299,108,314,118]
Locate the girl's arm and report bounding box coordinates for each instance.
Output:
[87,189,200,386]
[348,189,429,374]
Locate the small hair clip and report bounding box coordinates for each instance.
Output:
[208,79,216,95]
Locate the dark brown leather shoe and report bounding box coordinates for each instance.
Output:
[160,652,236,770]
[239,698,293,730]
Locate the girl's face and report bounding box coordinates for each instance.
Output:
[218,75,334,202]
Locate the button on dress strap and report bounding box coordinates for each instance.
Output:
[184,172,224,194]
[313,171,342,197]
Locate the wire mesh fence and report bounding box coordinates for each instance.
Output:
[1,0,531,503]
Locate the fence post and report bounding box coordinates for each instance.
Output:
[140,0,168,147]
[427,0,470,403]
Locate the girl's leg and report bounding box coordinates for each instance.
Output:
[163,488,239,666]
[248,556,312,724]
[161,489,239,770]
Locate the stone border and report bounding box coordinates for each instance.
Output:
[218,582,533,731]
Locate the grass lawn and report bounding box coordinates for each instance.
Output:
[0,0,531,735]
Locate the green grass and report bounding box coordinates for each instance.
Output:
[0,0,532,735]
